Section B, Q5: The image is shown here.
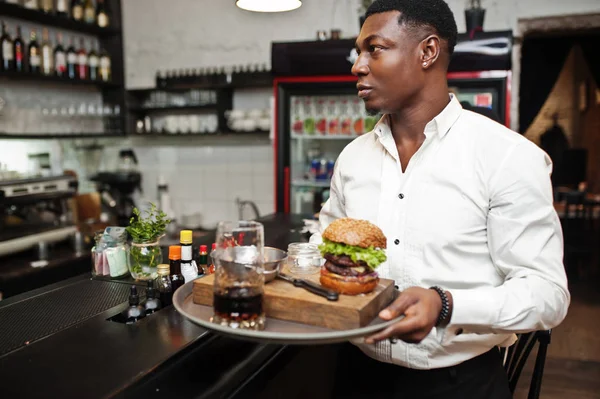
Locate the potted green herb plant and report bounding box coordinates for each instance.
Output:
[126,203,171,281]
[465,0,485,36]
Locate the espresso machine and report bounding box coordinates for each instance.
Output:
[90,149,142,226]
[0,174,79,258]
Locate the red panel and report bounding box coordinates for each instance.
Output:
[505,71,512,129]
[273,81,279,210]
[284,167,290,214]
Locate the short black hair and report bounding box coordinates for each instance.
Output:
[365,0,458,55]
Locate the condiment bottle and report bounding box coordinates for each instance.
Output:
[123,285,146,324]
[180,230,198,282]
[169,245,185,294]
[198,244,208,276]
[155,263,173,306]
[144,280,161,315]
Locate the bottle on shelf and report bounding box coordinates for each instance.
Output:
[71,0,84,22]
[156,70,165,88]
[169,245,185,294]
[66,36,76,79]
[83,0,95,24]
[1,21,14,72]
[40,0,53,14]
[96,0,109,28]
[99,47,111,81]
[143,280,161,315]
[28,29,41,74]
[88,40,98,80]
[13,25,24,72]
[198,244,208,276]
[76,37,87,79]
[155,263,173,306]
[180,230,198,283]
[41,28,53,76]
[54,32,66,77]
[23,0,39,10]
[56,0,69,17]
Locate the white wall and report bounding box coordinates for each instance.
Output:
[122,0,600,89]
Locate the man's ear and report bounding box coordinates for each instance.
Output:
[420,35,441,69]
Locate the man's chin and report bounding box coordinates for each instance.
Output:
[365,106,381,116]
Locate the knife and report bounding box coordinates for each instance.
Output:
[277,273,339,301]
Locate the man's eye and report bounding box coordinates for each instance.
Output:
[369,45,380,53]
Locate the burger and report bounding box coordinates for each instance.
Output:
[318,218,387,295]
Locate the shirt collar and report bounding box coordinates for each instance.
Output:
[373,94,463,140]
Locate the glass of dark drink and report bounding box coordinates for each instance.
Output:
[210,221,266,330]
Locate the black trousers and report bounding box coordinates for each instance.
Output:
[332,344,512,399]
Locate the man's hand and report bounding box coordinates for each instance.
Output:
[364,287,445,344]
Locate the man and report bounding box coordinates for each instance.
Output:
[540,112,570,187]
[317,0,570,397]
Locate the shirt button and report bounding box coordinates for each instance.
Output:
[398,193,404,199]
[394,239,400,245]
[456,328,464,336]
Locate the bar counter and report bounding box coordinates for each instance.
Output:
[0,214,339,399]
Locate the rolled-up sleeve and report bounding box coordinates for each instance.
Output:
[447,142,570,334]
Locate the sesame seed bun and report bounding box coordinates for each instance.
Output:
[322,218,387,249]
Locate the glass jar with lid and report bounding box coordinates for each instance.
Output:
[286,242,322,275]
[91,227,130,278]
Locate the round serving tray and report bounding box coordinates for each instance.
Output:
[173,281,402,345]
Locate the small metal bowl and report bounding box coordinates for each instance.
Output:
[210,246,287,283]
[263,247,287,283]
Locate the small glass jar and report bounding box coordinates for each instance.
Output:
[128,238,162,281]
[287,243,322,275]
[92,228,130,278]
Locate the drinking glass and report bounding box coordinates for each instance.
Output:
[210,221,266,330]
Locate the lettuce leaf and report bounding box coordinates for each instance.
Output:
[318,239,387,270]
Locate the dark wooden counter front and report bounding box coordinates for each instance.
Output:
[0,214,340,399]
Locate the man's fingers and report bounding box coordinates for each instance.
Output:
[379,293,418,320]
[364,312,423,344]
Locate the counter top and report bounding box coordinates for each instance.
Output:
[0,241,90,298]
[0,213,319,399]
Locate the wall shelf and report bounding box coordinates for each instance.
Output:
[0,2,120,36]
[0,70,122,88]
[128,104,218,113]
[0,132,126,140]
[0,0,127,140]
[134,130,270,137]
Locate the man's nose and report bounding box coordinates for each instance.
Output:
[351,55,369,76]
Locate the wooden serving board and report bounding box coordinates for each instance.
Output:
[192,267,396,330]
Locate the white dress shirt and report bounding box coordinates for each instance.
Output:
[316,95,570,370]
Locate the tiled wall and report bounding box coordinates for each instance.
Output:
[127,141,274,229]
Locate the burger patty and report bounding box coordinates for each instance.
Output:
[321,268,378,282]
[324,260,372,277]
[323,253,367,268]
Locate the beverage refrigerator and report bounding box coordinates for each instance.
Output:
[271,31,513,214]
